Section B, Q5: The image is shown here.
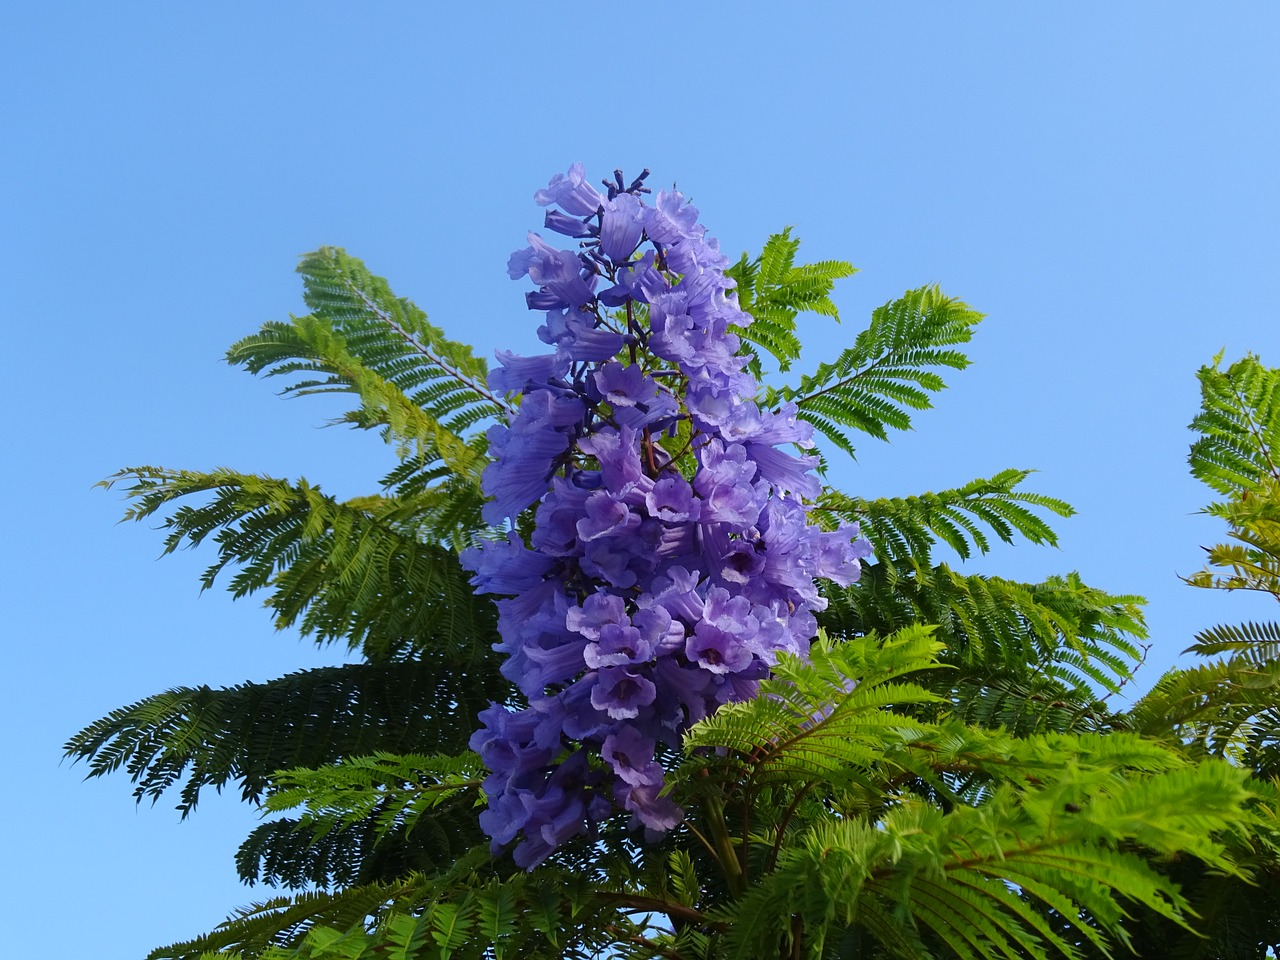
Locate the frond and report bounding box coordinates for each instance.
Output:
[1183,475,1280,601]
[726,228,857,378]
[947,674,1107,736]
[63,659,505,816]
[145,875,439,960]
[680,628,946,790]
[236,807,485,892]
[816,468,1074,566]
[1127,656,1280,775]
[763,285,981,455]
[227,247,505,496]
[245,867,648,960]
[266,753,482,842]
[100,466,495,658]
[1187,352,1280,500]
[232,752,484,890]
[820,562,1146,698]
[1185,619,1280,659]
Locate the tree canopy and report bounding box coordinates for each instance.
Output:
[70,167,1280,959]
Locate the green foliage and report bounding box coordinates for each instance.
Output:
[814,470,1129,734]
[264,753,483,841]
[674,634,1249,960]
[727,228,856,379]
[98,466,494,661]
[817,468,1074,566]
[235,753,485,890]
[821,561,1146,699]
[237,247,501,436]
[716,776,1244,960]
[683,627,946,788]
[65,658,502,817]
[246,633,1253,960]
[1187,353,1280,502]
[145,878,440,960]
[77,238,1258,960]
[169,862,649,960]
[762,284,981,458]
[245,752,485,889]
[728,234,979,462]
[228,247,497,529]
[1105,351,1280,959]
[1184,477,1280,600]
[1134,355,1280,775]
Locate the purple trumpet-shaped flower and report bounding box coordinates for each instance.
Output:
[534,162,604,217]
[537,310,625,362]
[543,208,594,238]
[550,677,612,742]
[522,634,590,693]
[695,440,766,527]
[719,538,766,585]
[584,622,652,668]
[687,622,756,675]
[481,389,585,524]
[638,565,705,625]
[509,233,597,310]
[646,474,701,524]
[618,780,684,835]
[745,442,822,498]
[591,666,657,719]
[598,249,668,307]
[580,535,644,589]
[593,361,656,409]
[488,348,570,396]
[566,591,628,640]
[577,491,641,542]
[462,532,555,596]
[599,192,647,262]
[645,189,702,245]
[602,726,664,787]
[578,427,650,502]
[531,477,592,557]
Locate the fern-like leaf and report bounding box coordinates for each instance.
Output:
[100,466,494,658]
[228,248,505,499]
[681,628,946,791]
[726,228,856,378]
[1188,352,1280,500]
[763,285,981,456]
[64,659,504,816]
[817,468,1073,566]
[821,561,1146,698]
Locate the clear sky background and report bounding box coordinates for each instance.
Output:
[3,3,1278,957]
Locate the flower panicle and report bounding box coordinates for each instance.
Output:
[461,165,872,868]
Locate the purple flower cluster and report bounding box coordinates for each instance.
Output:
[461,164,872,868]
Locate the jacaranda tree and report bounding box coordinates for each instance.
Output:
[68,166,1277,959]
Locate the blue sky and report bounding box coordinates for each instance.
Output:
[3,3,1278,955]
